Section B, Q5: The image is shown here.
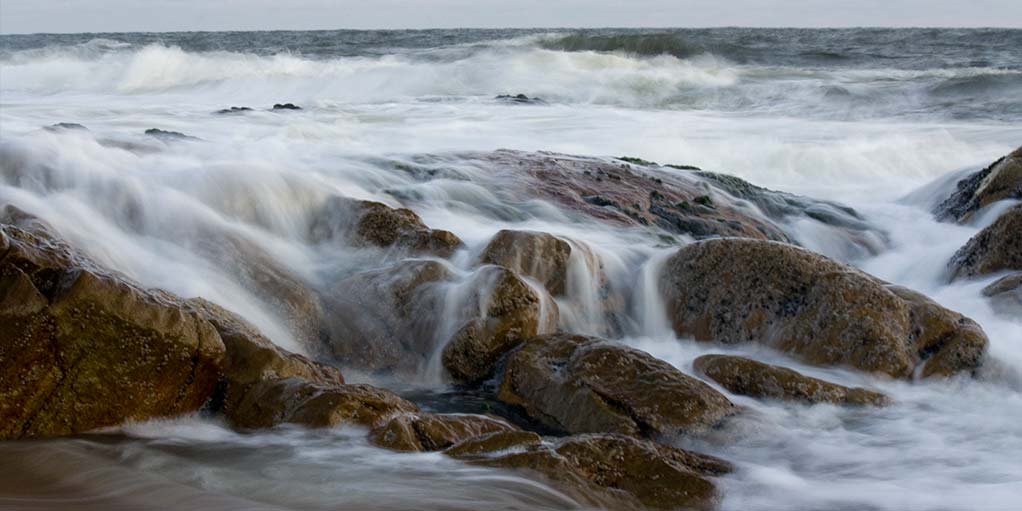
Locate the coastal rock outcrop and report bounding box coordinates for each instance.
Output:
[309,196,463,257]
[0,208,225,439]
[947,206,1022,281]
[660,238,988,379]
[496,334,735,437]
[450,432,731,511]
[369,412,517,452]
[693,355,890,406]
[479,230,572,295]
[983,273,1022,316]
[934,146,1022,223]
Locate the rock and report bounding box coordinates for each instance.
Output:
[443,430,543,457]
[216,106,253,114]
[1,212,225,439]
[935,146,1022,223]
[497,334,735,437]
[479,230,572,295]
[983,272,1022,316]
[322,260,452,373]
[184,298,345,422]
[495,94,544,104]
[370,413,517,452]
[661,238,988,378]
[454,150,883,257]
[693,355,890,406]
[227,377,417,430]
[272,103,302,110]
[309,196,463,257]
[455,433,731,511]
[442,267,555,383]
[45,123,87,131]
[144,128,199,141]
[947,206,1022,281]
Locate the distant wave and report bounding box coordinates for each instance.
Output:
[538,32,707,59]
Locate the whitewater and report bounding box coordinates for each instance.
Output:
[1,28,1021,510]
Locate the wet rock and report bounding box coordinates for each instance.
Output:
[370,413,517,452]
[497,334,735,437]
[442,267,555,383]
[1,212,225,439]
[309,196,463,258]
[144,128,199,141]
[272,103,302,110]
[457,150,883,257]
[935,146,1022,223]
[45,123,87,131]
[479,229,571,295]
[495,94,544,104]
[227,377,417,430]
[947,206,1022,281]
[693,355,890,406]
[661,238,988,379]
[443,430,543,457]
[983,272,1022,316]
[454,433,731,511]
[216,106,253,114]
[322,260,452,373]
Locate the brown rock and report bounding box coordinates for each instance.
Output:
[479,230,572,295]
[227,377,418,430]
[442,266,556,383]
[443,430,543,457]
[458,433,731,511]
[693,354,890,406]
[1,217,225,439]
[661,238,988,379]
[935,146,1022,223]
[309,196,463,257]
[983,272,1022,315]
[947,206,1022,281]
[497,334,735,437]
[370,413,517,452]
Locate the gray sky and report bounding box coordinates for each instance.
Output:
[2,0,1020,34]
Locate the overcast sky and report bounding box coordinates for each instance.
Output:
[2,0,1020,34]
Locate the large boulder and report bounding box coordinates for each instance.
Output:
[449,432,731,511]
[935,146,1022,223]
[369,412,517,452]
[309,196,463,257]
[947,206,1022,281]
[1,211,226,439]
[442,266,556,383]
[497,334,735,437]
[226,377,418,430]
[479,230,571,295]
[660,238,988,379]
[693,355,890,406]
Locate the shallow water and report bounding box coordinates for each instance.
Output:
[1,28,1021,510]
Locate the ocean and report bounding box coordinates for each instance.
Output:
[1,28,1021,510]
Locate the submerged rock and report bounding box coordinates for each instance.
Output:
[693,355,890,406]
[442,267,555,383]
[370,412,517,452]
[45,123,88,131]
[0,208,225,439]
[660,238,988,379]
[272,103,302,110]
[479,230,572,295]
[947,206,1022,281]
[309,196,463,257]
[451,433,731,511]
[216,106,253,114]
[983,272,1022,316]
[497,334,735,437]
[144,128,199,141]
[934,146,1022,223]
[495,94,544,104]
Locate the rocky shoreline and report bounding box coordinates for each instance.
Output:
[2,145,1019,510]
